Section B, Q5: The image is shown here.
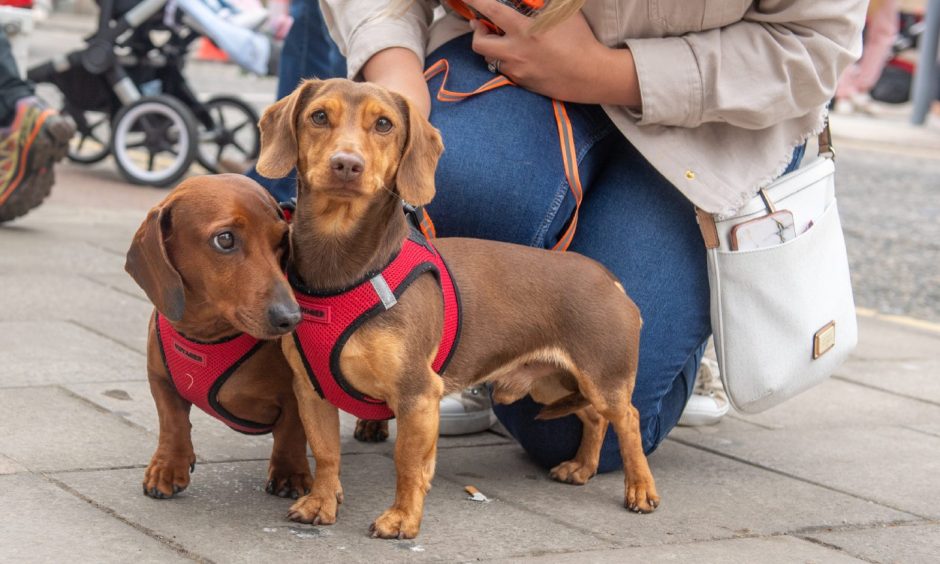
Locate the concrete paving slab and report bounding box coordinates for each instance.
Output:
[672,424,940,519]
[0,321,144,387]
[55,456,612,563]
[0,454,26,475]
[66,380,278,464]
[489,535,865,563]
[905,421,940,439]
[433,441,913,547]
[0,274,152,354]
[64,381,511,467]
[852,316,940,362]
[835,359,940,406]
[805,521,940,564]
[726,376,940,430]
[84,272,149,303]
[0,387,153,472]
[18,206,142,252]
[0,222,125,275]
[0,474,191,564]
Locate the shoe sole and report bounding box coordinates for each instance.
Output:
[0,113,74,223]
[677,401,730,427]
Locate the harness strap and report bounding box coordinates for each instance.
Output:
[154,313,273,435]
[423,57,583,251]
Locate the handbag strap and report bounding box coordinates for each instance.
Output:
[696,120,834,250]
[423,58,584,251]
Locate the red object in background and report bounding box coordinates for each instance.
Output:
[195,37,229,62]
[0,0,34,8]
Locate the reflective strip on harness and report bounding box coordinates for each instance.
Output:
[423,58,584,251]
[291,231,461,421]
[155,313,273,434]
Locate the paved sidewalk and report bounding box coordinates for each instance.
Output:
[0,156,938,563]
[1,12,938,563]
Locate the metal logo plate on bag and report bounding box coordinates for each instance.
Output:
[813,321,836,359]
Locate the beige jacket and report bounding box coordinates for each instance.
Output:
[320,0,865,215]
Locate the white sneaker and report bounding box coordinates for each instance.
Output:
[678,357,730,427]
[439,385,496,436]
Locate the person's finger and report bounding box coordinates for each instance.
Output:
[471,24,511,60]
[464,0,529,34]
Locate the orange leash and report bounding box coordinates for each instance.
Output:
[423,58,584,251]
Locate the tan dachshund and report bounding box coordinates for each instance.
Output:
[125,174,314,499]
[257,79,658,539]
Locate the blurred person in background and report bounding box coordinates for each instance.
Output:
[0,30,73,223]
[836,0,901,114]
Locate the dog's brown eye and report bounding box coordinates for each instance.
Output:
[312,110,328,126]
[375,116,393,133]
[213,231,236,252]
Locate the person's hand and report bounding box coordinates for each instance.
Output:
[464,0,640,108]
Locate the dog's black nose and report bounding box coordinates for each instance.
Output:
[330,151,364,182]
[268,301,301,333]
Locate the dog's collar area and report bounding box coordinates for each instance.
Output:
[277,198,296,223]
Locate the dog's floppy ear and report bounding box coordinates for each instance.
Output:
[393,93,443,207]
[125,202,185,322]
[257,79,324,178]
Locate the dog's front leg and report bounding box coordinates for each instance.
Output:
[266,396,314,500]
[144,370,196,499]
[370,376,442,539]
[282,338,344,525]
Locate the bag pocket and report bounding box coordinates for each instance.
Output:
[708,199,858,413]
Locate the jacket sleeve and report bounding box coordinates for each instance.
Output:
[625,0,867,129]
[319,1,436,80]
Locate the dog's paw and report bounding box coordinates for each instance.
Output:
[143,455,194,499]
[266,466,314,500]
[354,419,390,443]
[549,459,597,485]
[286,491,340,525]
[369,507,421,539]
[624,478,660,513]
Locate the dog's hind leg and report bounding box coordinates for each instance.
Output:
[547,404,608,485]
[604,400,659,513]
[354,419,390,442]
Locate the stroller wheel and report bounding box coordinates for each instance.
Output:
[111,95,198,187]
[66,109,111,164]
[196,96,260,174]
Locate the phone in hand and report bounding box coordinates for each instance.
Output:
[730,210,797,251]
[446,0,545,34]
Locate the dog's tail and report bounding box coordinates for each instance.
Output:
[535,392,590,420]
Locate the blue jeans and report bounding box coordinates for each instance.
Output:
[425,35,802,472]
[248,0,345,201]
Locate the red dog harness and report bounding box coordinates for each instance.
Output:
[155,313,273,434]
[290,227,461,420]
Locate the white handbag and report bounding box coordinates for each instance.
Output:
[695,126,858,413]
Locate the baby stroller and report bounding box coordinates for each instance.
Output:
[26,0,270,186]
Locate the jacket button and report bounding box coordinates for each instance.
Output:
[685,170,696,180]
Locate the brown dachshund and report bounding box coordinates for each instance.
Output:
[257,79,658,539]
[125,174,314,500]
